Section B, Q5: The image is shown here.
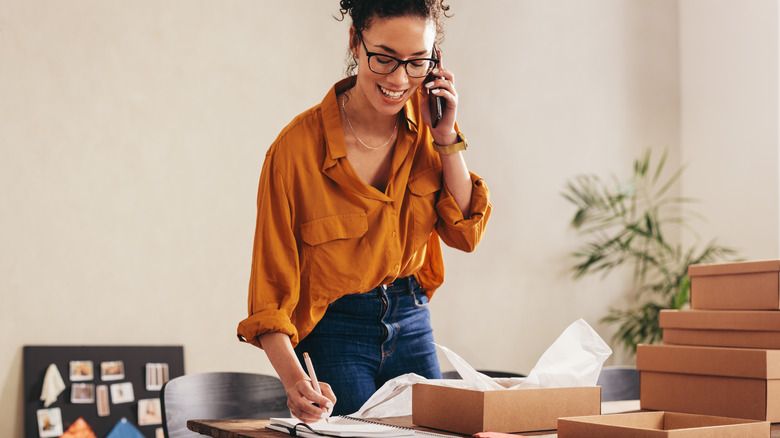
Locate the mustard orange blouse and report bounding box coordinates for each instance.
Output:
[237,77,492,348]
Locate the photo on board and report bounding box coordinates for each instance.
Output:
[145,363,169,391]
[37,407,63,438]
[96,385,110,417]
[70,383,95,404]
[109,381,135,404]
[69,360,94,382]
[138,398,162,426]
[100,360,125,381]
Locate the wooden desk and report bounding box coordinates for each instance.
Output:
[186,400,641,437]
[188,419,287,438]
[187,402,780,438]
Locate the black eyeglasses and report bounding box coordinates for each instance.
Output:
[359,36,439,78]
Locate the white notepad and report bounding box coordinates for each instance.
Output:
[266,416,456,437]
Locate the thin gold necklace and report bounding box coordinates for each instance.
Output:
[341,94,398,150]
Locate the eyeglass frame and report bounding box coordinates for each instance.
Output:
[358,34,440,78]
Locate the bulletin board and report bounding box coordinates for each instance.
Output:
[23,345,184,438]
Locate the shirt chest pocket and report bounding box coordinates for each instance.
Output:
[407,168,442,251]
[300,212,371,300]
[301,212,368,246]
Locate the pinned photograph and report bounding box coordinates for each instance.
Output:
[109,382,135,404]
[145,363,169,391]
[100,361,125,381]
[71,383,95,404]
[37,407,64,438]
[138,398,162,426]
[96,385,110,417]
[69,360,94,381]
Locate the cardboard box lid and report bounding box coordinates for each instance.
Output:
[660,309,780,331]
[637,344,780,379]
[558,411,769,437]
[688,260,780,277]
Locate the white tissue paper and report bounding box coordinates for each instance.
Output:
[518,318,612,389]
[40,363,66,407]
[351,318,611,418]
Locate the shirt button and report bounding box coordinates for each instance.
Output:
[391,231,397,238]
[386,200,392,205]
[394,264,400,270]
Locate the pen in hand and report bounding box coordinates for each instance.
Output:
[303,352,330,421]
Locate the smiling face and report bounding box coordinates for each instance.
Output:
[349,15,436,117]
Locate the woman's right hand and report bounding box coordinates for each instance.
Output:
[286,378,337,423]
[257,332,338,423]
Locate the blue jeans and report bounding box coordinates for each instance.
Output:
[294,275,441,416]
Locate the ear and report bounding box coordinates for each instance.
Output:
[348,26,359,58]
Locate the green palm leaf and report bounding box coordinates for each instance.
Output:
[562,148,737,353]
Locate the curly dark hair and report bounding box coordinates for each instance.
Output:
[336,0,452,76]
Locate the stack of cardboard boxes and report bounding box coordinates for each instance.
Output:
[637,260,780,421]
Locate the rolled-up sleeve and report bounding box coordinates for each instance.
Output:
[237,149,302,348]
[434,172,491,252]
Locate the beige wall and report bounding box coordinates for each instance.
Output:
[679,0,780,259]
[434,0,680,368]
[8,0,773,436]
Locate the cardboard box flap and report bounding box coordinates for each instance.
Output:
[688,260,780,277]
[660,310,780,331]
[558,412,769,438]
[637,344,780,379]
[662,411,762,429]
[561,411,759,429]
[561,411,667,428]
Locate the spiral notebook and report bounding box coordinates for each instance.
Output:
[265,416,458,437]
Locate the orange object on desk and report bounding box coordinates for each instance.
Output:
[473,432,529,438]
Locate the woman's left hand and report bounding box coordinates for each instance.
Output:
[419,60,459,145]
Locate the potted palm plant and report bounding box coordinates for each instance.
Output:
[562,149,736,353]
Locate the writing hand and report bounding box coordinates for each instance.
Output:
[287,379,336,423]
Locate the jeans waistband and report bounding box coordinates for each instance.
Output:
[331,275,428,308]
[373,275,416,294]
[376,275,428,309]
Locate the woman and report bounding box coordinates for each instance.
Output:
[237,0,491,422]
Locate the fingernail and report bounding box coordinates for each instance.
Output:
[431,89,441,94]
[321,412,329,418]
[326,401,333,408]
[425,81,434,88]
[433,68,440,74]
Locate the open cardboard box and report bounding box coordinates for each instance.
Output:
[660,309,780,349]
[688,260,780,310]
[411,382,600,435]
[558,411,769,437]
[637,344,780,421]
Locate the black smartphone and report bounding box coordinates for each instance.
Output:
[426,47,443,128]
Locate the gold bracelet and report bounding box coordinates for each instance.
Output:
[433,132,468,155]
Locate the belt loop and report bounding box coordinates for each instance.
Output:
[407,275,429,309]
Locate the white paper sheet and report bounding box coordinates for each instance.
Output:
[40,364,66,408]
[351,319,611,418]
